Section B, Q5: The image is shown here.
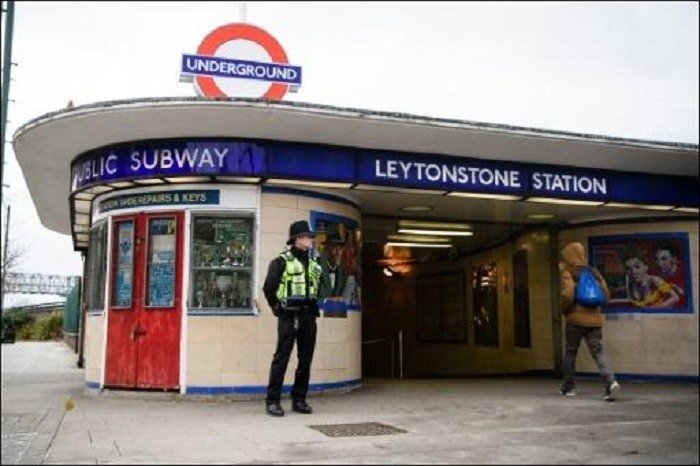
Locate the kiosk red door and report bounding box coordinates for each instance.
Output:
[105,212,184,390]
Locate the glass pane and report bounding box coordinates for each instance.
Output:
[87,221,107,310]
[145,218,176,307]
[112,220,134,307]
[192,269,252,309]
[190,215,254,310]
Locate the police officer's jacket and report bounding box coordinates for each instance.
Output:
[263,246,323,317]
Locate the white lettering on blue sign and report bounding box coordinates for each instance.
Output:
[71,153,118,188]
[181,54,302,85]
[129,147,229,171]
[531,172,607,195]
[374,159,522,188]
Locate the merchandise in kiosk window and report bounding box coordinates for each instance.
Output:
[190,215,254,311]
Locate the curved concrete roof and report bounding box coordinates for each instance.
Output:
[13,97,700,237]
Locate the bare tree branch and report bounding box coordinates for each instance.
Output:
[2,242,27,294]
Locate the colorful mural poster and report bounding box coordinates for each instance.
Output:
[310,211,361,317]
[588,233,693,313]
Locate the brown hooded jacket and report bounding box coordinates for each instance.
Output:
[560,242,610,327]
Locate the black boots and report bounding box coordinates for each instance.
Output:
[266,403,284,417]
[292,400,313,414]
[266,400,312,416]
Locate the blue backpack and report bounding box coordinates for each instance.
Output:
[575,267,606,307]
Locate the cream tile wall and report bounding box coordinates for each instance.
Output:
[559,220,698,378]
[84,313,105,385]
[184,188,362,391]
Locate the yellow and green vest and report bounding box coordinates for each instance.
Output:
[275,250,322,305]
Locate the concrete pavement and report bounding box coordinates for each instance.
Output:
[2,341,698,464]
[1,342,84,465]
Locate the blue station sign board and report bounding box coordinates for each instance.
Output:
[70,139,699,209]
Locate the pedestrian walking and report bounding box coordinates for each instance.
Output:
[558,241,620,401]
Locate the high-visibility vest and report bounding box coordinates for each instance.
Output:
[275,250,322,305]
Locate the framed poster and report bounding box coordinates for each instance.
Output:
[310,211,361,316]
[472,263,499,346]
[512,249,531,348]
[588,233,693,314]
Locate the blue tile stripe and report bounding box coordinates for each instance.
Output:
[525,370,699,384]
[184,378,362,395]
[577,372,699,384]
[86,373,698,392]
[85,381,101,390]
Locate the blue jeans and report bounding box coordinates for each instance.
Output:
[562,323,615,390]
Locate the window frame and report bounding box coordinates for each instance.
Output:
[86,219,108,312]
[188,212,256,315]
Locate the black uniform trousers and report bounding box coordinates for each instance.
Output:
[266,311,317,405]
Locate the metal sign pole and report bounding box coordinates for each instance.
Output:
[1,1,16,193]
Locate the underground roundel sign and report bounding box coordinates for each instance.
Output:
[181,23,302,100]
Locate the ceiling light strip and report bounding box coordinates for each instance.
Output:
[354,184,448,195]
[398,228,473,236]
[164,176,212,183]
[132,178,165,185]
[448,192,522,201]
[266,178,354,189]
[387,234,451,243]
[673,207,699,213]
[398,220,472,230]
[399,205,433,212]
[216,176,262,183]
[604,202,675,211]
[386,242,453,249]
[525,197,604,206]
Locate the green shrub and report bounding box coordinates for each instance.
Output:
[32,312,64,341]
[2,310,34,329]
[17,324,34,340]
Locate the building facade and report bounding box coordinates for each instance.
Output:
[13,98,699,395]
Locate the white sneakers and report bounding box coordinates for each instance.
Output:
[603,381,620,401]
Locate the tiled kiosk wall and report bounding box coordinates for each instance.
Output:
[184,187,362,395]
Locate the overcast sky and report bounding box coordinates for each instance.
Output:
[1,1,698,305]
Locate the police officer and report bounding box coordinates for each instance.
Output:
[263,220,324,416]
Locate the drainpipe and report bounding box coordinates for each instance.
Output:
[1,205,9,310]
[77,251,88,368]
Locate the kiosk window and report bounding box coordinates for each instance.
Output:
[190,215,255,312]
[86,221,108,311]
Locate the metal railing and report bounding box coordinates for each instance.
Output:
[361,330,403,379]
[5,302,65,313]
[3,273,80,297]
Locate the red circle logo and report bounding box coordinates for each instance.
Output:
[195,23,291,100]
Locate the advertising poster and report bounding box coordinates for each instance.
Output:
[589,233,693,313]
[310,211,361,317]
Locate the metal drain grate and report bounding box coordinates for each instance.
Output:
[309,422,407,437]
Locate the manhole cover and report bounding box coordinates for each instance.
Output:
[309,422,407,437]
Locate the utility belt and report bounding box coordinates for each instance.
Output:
[279,299,317,329]
[282,306,314,313]
[280,298,316,312]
